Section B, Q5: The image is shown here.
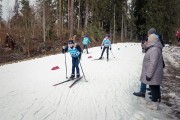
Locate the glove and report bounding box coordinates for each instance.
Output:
[62,46,66,49]
[146,76,151,81]
[62,46,66,53]
[110,48,111,50]
[101,46,102,49]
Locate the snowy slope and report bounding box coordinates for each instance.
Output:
[0,43,170,120]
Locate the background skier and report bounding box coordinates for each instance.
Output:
[82,35,91,54]
[99,34,111,60]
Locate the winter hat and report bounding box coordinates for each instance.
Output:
[85,34,88,37]
[148,28,156,35]
[148,34,158,43]
[68,40,74,44]
[106,34,110,38]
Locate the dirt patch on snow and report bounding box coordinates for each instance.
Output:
[162,47,180,119]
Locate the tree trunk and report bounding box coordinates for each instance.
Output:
[68,0,71,30]
[113,4,116,43]
[69,0,74,38]
[77,0,81,30]
[121,14,124,42]
[62,5,64,41]
[84,0,89,30]
[59,0,62,41]
[43,0,46,43]
[124,1,127,40]
[130,23,132,41]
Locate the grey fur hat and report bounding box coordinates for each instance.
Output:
[148,28,156,35]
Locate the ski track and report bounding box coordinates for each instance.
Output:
[0,43,170,120]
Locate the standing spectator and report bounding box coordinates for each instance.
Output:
[176,30,180,44]
[133,28,157,98]
[141,34,163,110]
[141,37,148,53]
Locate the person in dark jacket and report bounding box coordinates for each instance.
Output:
[141,37,148,53]
[62,40,82,79]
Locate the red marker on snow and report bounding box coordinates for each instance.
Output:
[51,66,60,70]
[88,56,92,58]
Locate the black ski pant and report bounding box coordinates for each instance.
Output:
[83,45,89,53]
[149,85,161,102]
[100,47,109,59]
[72,57,80,76]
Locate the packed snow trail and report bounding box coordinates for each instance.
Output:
[0,43,170,120]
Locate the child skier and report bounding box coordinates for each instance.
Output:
[99,34,111,60]
[62,40,82,79]
[82,35,91,54]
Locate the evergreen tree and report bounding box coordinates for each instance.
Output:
[0,0,2,21]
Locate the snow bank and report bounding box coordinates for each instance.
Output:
[163,45,180,68]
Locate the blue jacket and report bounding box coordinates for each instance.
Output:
[62,44,82,58]
[82,37,91,45]
[101,37,111,47]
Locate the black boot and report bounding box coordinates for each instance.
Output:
[99,57,102,59]
[76,74,80,78]
[133,92,145,98]
[146,88,151,91]
[70,74,75,79]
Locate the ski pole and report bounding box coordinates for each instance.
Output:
[78,56,88,82]
[110,50,115,58]
[64,53,68,79]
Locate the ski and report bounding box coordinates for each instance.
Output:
[53,78,75,86]
[69,76,83,88]
[91,58,104,61]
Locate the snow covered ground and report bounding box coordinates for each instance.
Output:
[163,45,180,68]
[0,43,173,120]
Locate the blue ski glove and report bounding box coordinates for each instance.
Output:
[110,48,111,50]
[101,46,102,49]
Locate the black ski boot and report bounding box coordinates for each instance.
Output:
[133,92,145,98]
[70,74,75,79]
[99,57,102,59]
[76,74,80,78]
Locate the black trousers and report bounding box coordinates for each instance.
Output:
[72,57,80,75]
[149,85,161,102]
[100,47,109,58]
[83,45,88,53]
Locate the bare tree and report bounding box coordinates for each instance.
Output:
[69,0,74,38]
[43,0,46,43]
[58,0,62,41]
[121,14,124,42]
[0,0,2,29]
[113,4,116,43]
[77,0,81,30]
[84,0,89,29]
[68,0,70,30]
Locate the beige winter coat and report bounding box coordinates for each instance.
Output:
[140,34,163,85]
